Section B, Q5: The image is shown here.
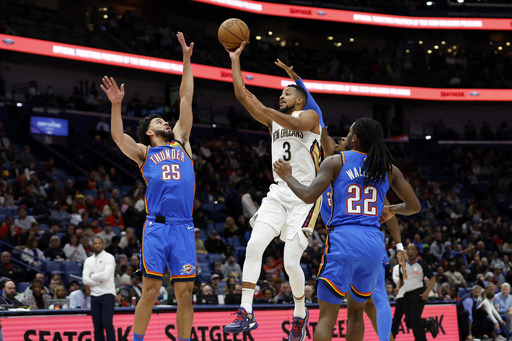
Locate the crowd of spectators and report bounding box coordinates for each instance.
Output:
[2,1,512,92]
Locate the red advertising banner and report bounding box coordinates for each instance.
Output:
[2,304,457,340]
[2,34,511,101]
[191,0,512,30]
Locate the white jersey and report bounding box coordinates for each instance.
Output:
[271,111,321,184]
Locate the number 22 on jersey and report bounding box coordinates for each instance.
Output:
[346,184,378,216]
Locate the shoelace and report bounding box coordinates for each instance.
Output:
[231,309,247,323]
[291,317,305,336]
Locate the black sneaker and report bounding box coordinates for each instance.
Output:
[427,317,439,338]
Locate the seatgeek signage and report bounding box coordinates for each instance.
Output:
[2,34,512,101]
[191,0,512,30]
[3,305,456,340]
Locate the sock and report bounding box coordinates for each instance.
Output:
[240,288,255,313]
[132,332,144,341]
[294,296,306,319]
[178,338,190,341]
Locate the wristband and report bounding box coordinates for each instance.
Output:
[396,243,404,252]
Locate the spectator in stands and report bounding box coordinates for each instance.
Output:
[14,206,37,231]
[63,179,78,206]
[69,280,80,293]
[69,204,83,226]
[210,274,224,296]
[104,206,125,230]
[93,190,108,212]
[304,284,317,304]
[54,285,68,299]
[262,256,281,281]
[0,216,14,240]
[50,201,71,226]
[3,224,21,246]
[96,117,110,139]
[119,227,135,249]
[241,190,258,219]
[386,283,396,302]
[0,127,10,162]
[105,235,131,259]
[195,228,208,255]
[496,283,512,330]
[22,279,51,309]
[69,284,91,309]
[21,235,44,267]
[117,265,134,286]
[223,216,240,239]
[48,274,63,298]
[44,235,67,261]
[275,282,293,304]
[95,222,115,247]
[20,222,40,246]
[221,253,242,280]
[204,230,225,254]
[477,290,511,340]
[445,262,468,289]
[60,224,76,247]
[16,145,35,168]
[80,235,92,256]
[0,280,22,307]
[126,236,140,255]
[0,251,25,283]
[127,273,143,299]
[63,234,88,262]
[458,284,483,340]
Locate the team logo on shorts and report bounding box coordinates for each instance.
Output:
[179,264,196,275]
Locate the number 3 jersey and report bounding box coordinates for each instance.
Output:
[140,141,195,218]
[271,111,321,184]
[327,150,389,228]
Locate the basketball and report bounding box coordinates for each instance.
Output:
[218,18,250,51]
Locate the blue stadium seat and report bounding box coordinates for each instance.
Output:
[39,224,50,231]
[43,260,63,274]
[111,226,121,236]
[196,253,208,263]
[64,271,82,286]
[17,281,30,293]
[83,189,98,199]
[226,237,241,247]
[198,261,210,272]
[61,261,82,273]
[208,253,222,264]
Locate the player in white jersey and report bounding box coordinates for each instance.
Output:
[224,41,321,341]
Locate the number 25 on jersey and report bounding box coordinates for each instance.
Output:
[161,164,181,180]
[346,184,378,216]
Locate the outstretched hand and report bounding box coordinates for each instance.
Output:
[100,76,125,105]
[273,159,292,181]
[177,31,194,59]
[226,40,247,59]
[242,86,266,112]
[275,58,298,81]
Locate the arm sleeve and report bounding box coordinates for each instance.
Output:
[491,304,503,322]
[82,259,96,287]
[295,78,324,128]
[90,254,115,282]
[463,298,474,322]
[496,295,507,313]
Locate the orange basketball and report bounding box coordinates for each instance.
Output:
[218,18,250,51]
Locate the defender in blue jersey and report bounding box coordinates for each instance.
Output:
[277,60,406,341]
[274,117,421,341]
[101,33,195,341]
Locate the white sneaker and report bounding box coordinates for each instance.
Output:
[496,335,507,341]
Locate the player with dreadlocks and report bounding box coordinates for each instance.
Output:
[273,117,421,341]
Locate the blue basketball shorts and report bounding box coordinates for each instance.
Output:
[140,216,196,283]
[317,224,384,303]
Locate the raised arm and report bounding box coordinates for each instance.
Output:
[273,154,341,204]
[101,76,145,166]
[227,42,272,128]
[173,32,194,156]
[275,58,325,128]
[242,87,319,133]
[381,165,421,222]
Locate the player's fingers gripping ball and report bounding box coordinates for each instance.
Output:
[218,18,250,51]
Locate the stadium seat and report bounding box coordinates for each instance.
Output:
[111,226,121,236]
[208,253,222,263]
[43,260,62,274]
[61,261,82,273]
[196,253,208,263]
[17,281,30,293]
